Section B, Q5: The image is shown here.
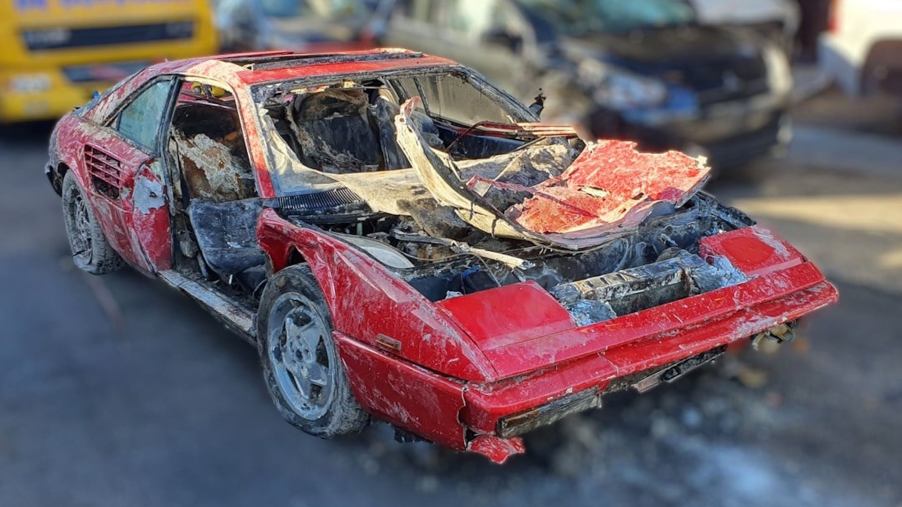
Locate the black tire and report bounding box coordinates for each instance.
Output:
[256,264,369,437]
[61,171,124,275]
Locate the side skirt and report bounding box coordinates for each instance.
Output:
[158,270,257,343]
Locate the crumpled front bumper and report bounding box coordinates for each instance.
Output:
[456,226,837,463]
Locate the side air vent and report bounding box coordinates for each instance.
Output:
[84,145,123,199]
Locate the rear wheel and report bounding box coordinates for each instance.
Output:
[257,265,368,437]
[61,171,123,274]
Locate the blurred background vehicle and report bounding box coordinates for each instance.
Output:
[215,0,377,52]
[0,0,217,124]
[689,0,799,54]
[819,0,902,98]
[371,0,794,171]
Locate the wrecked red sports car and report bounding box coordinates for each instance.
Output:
[46,49,837,463]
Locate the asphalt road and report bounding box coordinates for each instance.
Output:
[1,110,901,507]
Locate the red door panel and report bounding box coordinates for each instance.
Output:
[81,140,147,270]
[79,126,172,274]
[131,161,172,271]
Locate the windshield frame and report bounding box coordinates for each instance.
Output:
[250,65,537,197]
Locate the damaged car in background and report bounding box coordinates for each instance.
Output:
[372,0,795,169]
[45,49,837,463]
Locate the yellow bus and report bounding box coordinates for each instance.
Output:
[1,0,217,123]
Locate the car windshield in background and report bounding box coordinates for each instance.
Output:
[259,0,363,19]
[519,0,696,35]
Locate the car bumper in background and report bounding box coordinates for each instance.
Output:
[0,61,148,123]
[699,114,792,168]
[0,69,102,123]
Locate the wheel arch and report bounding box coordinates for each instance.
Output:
[47,161,70,196]
[255,209,495,382]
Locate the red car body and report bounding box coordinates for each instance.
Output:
[46,49,837,463]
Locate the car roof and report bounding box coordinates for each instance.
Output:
[156,48,458,87]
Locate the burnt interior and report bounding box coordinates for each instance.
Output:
[161,71,755,327]
[164,81,267,296]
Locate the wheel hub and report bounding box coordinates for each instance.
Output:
[267,293,335,420]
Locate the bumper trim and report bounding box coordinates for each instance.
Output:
[632,346,726,393]
[497,387,602,438]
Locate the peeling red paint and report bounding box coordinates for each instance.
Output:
[335,333,468,449]
[512,141,710,234]
[466,435,526,464]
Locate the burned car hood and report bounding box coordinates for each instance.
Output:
[393,98,711,250]
[262,100,710,251]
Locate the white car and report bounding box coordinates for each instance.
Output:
[690,0,799,51]
[819,0,902,97]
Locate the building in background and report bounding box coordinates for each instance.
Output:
[0,0,217,124]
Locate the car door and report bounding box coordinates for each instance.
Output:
[82,76,177,274]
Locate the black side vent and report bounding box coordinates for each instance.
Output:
[84,144,123,199]
[269,188,365,213]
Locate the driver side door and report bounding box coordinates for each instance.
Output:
[83,76,177,274]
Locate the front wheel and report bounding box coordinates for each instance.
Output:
[61,171,123,275]
[256,264,369,437]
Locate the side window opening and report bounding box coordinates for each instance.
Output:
[115,78,174,151]
[167,80,256,203]
[166,80,265,293]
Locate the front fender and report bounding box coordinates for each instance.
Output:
[256,209,496,383]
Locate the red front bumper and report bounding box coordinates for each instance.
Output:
[338,226,837,463]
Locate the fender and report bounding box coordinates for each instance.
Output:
[256,208,496,383]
